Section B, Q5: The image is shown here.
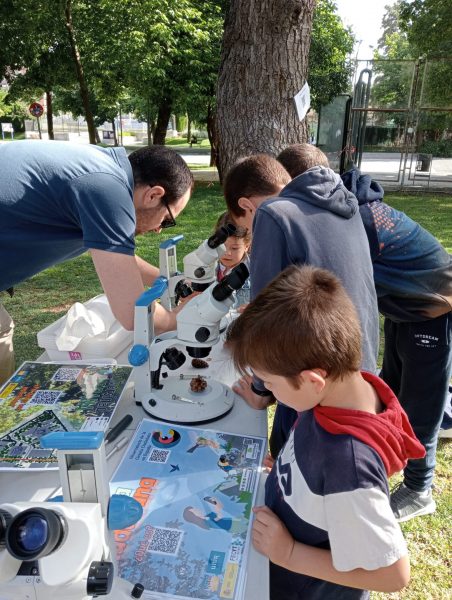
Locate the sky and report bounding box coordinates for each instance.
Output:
[334,0,395,59]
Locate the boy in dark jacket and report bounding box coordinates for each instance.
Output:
[340,166,452,522]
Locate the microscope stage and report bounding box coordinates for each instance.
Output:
[141,377,234,424]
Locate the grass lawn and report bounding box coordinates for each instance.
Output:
[165,137,211,149]
[2,184,451,599]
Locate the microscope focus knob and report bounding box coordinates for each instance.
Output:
[195,327,210,343]
[194,266,206,278]
[128,344,149,366]
[131,583,145,598]
[86,561,114,596]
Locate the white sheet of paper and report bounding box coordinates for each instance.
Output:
[293,82,311,121]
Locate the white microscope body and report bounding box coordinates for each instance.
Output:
[0,432,143,600]
[129,263,249,424]
[0,502,109,600]
[159,225,236,310]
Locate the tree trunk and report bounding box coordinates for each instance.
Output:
[45,90,54,140]
[111,119,117,146]
[146,99,153,145]
[206,102,219,168]
[146,118,153,145]
[187,117,192,144]
[216,0,315,181]
[153,99,172,146]
[64,0,97,144]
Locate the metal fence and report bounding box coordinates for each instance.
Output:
[318,58,452,190]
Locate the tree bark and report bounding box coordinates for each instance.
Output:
[206,102,219,168]
[45,90,54,140]
[153,99,172,146]
[187,117,192,144]
[216,0,316,181]
[111,118,117,146]
[64,0,97,144]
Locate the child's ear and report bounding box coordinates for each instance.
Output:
[238,197,255,214]
[300,369,327,393]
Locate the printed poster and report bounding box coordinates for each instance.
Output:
[0,361,132,470]
[111,419,266,600]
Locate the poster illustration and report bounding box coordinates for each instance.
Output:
[0,361,132,470]
[111,419,266,600]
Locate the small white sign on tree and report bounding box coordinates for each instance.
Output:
[293,82,311,122]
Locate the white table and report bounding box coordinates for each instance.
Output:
[0,337,269,600]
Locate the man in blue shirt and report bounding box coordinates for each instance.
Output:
[0,141,194,383]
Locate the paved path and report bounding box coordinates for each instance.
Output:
[2,137,450,190]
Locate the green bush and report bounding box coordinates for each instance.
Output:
[419,139,452,158]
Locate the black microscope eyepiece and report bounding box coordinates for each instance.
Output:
[211,263,249,302]
[207,224,237,249]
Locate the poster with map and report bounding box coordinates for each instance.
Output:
[110,419,266,600]
[0,361,132,470]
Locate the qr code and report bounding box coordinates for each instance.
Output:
[147,527,183,555]
[148,448,170,463]
[29,390,63,405]
[51,367,82,382]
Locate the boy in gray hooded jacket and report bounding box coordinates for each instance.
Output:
[224,149,379,458]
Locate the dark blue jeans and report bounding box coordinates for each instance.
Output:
[381,312,452,491]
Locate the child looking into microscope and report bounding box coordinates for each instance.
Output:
[226,264,425,600]
[214,211,251,308]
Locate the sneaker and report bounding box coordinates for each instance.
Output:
[438,411,452,438]
[390,482,436,523]
[438,387,452,439]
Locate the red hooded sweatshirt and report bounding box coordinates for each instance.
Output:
[314,371,425,477]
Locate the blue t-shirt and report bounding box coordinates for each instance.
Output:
[0,141,135,291]
[266,410,407,600]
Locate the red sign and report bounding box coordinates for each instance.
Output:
[29,102,44,118]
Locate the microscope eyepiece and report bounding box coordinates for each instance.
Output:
[212,263,249,302]
[207,224,237,249]
[6,507,66,561]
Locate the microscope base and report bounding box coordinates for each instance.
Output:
[140,377,234,424]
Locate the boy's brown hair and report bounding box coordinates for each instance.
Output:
[223,154,291,218]
[215,211,251,245]
[277,144,329,178]
[227,265,362,386]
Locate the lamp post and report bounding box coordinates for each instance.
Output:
[354,39,363,63]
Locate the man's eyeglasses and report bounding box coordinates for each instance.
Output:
[160,197,177,229]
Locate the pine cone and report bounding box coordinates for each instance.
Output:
[191,358,209,369]
[190,375,208,393]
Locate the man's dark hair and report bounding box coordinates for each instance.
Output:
[277,144,329,178]
[223,154,291,218]
[128,146,194,205]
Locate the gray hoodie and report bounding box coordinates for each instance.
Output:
[251,166,379,373]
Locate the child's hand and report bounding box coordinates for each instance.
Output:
[232,374,272,410]
[263,453,275,470]
[252,506,295,567]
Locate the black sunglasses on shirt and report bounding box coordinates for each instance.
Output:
[160,197,177,229]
